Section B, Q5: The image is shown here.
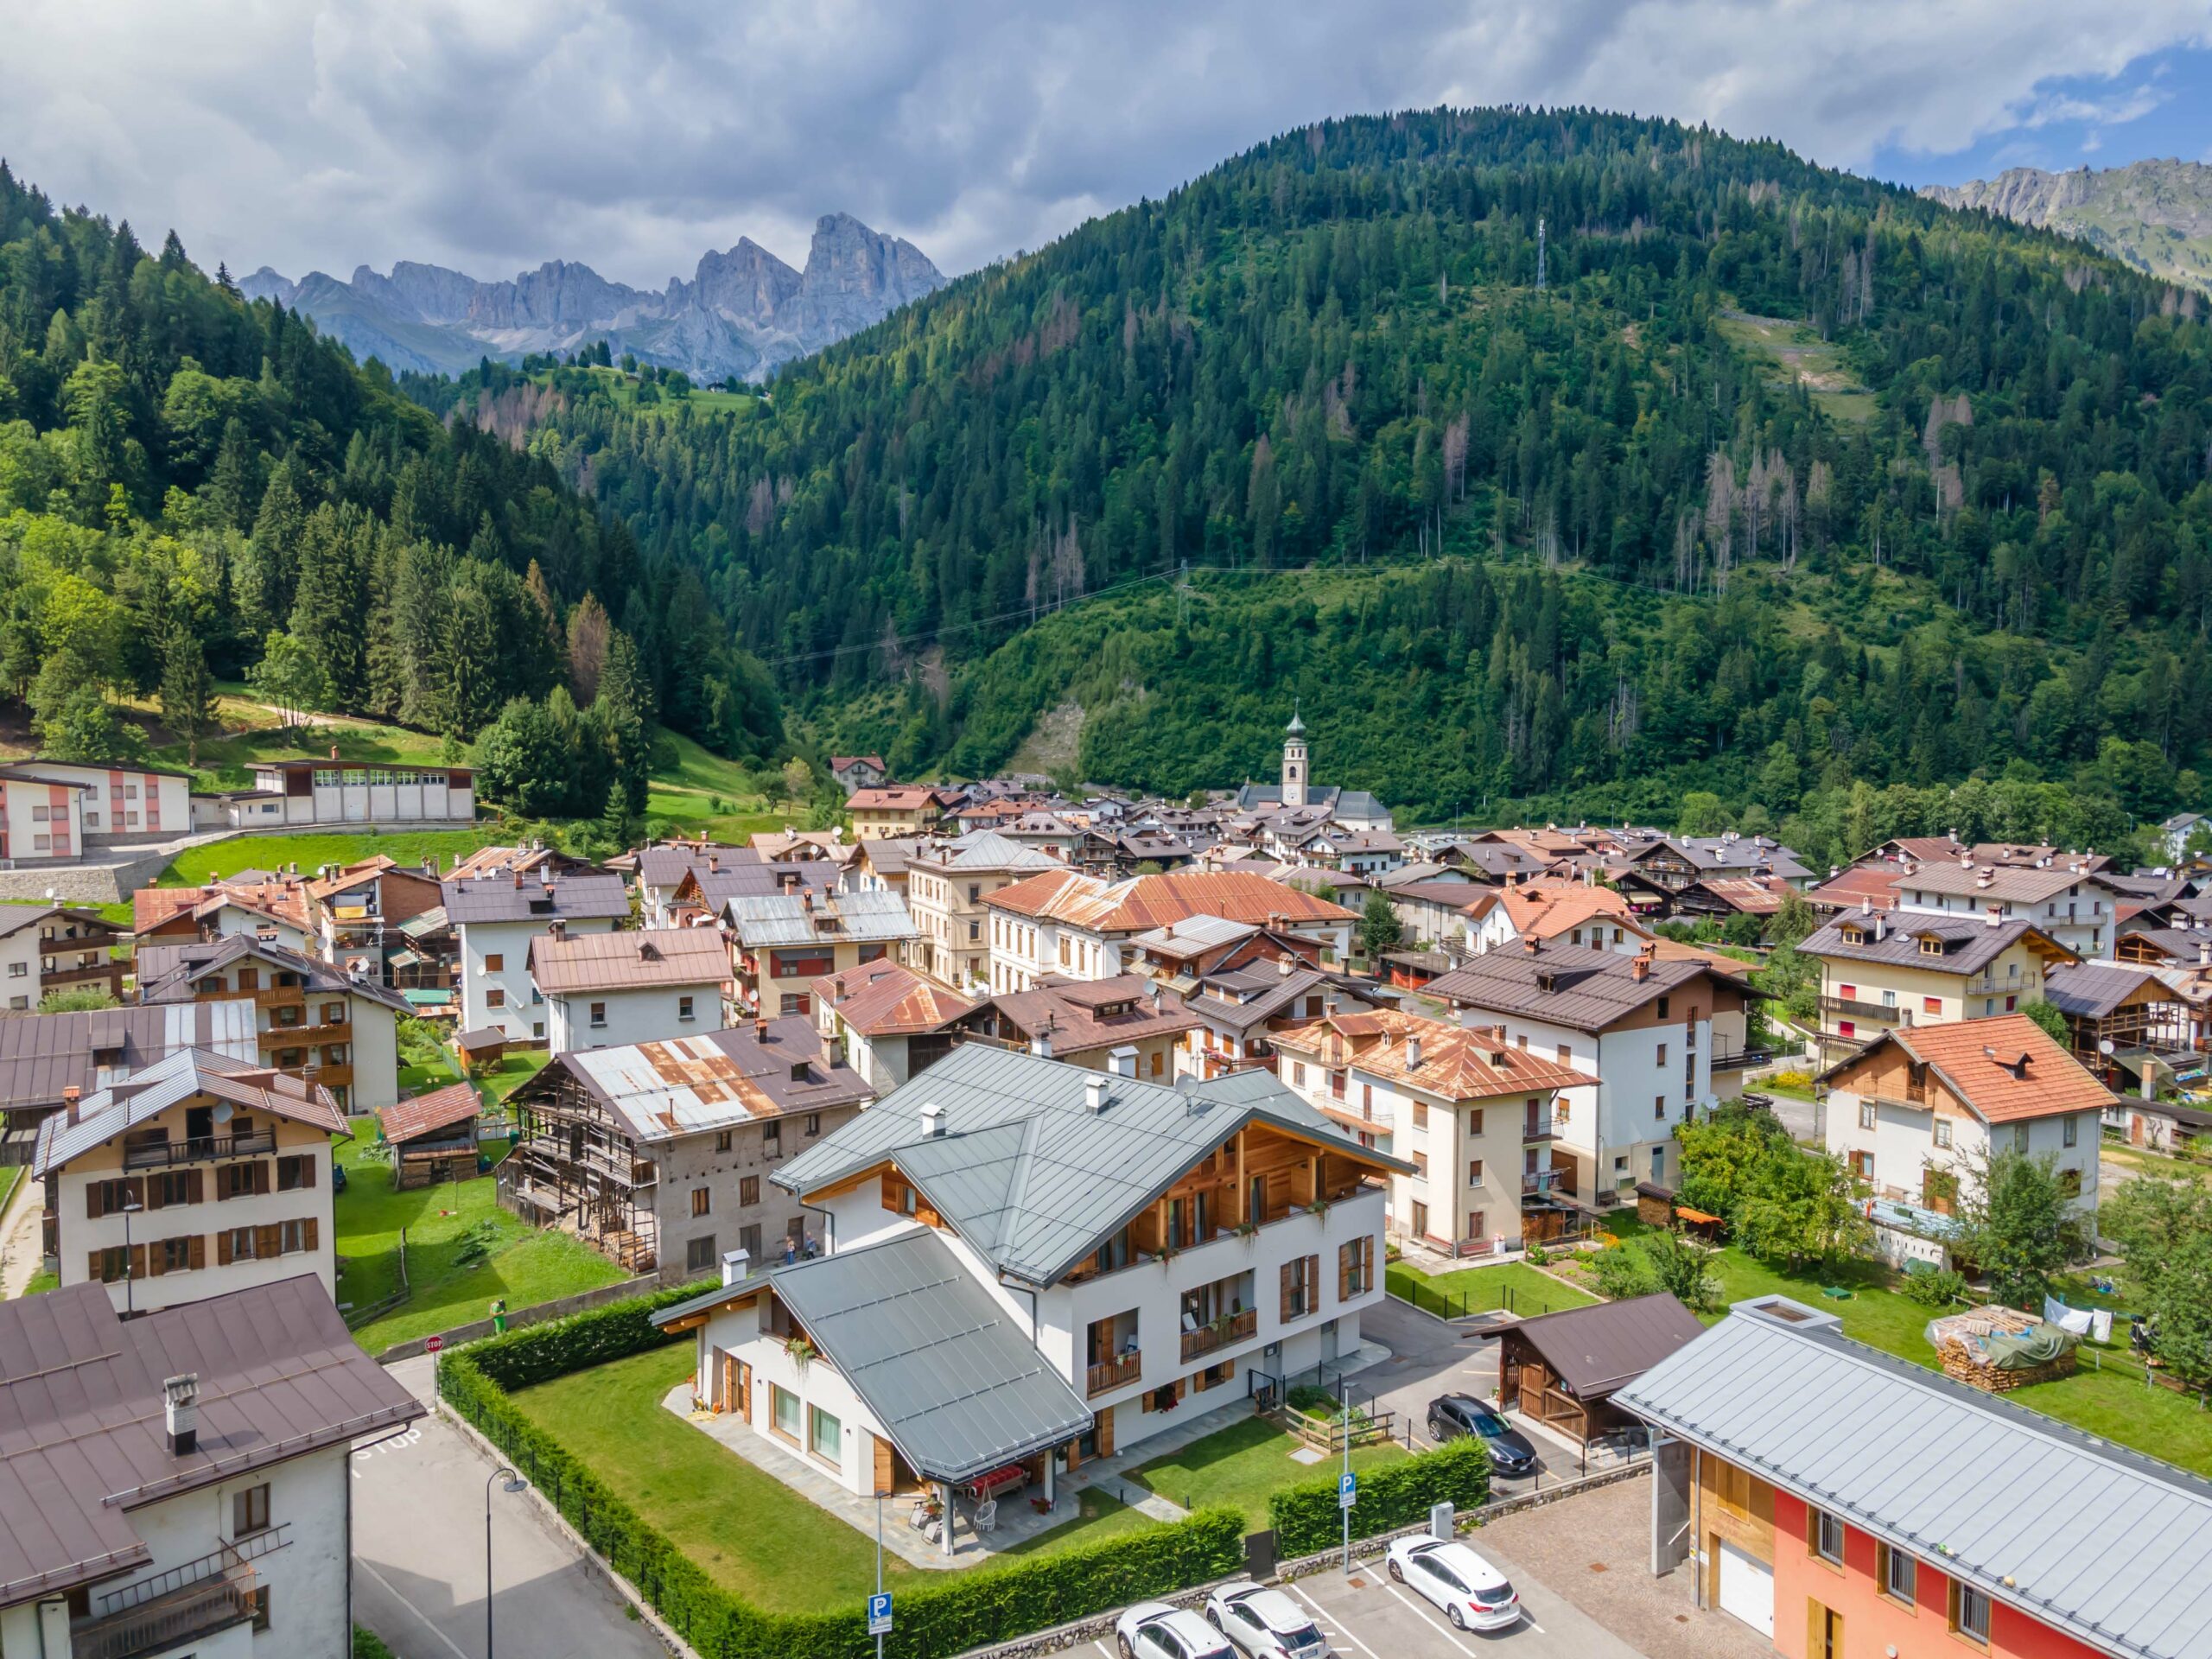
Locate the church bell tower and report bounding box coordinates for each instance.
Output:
[1281,707,1308,808]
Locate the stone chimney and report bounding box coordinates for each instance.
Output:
[920,1102,946,1137]
[1084,1074,1108,1113]
[721,1248,751,1287]
[1404,1033,1422,1070]
[1630,954,1649,982]
[163,1374,200,1457]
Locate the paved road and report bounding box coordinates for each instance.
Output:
[353,1357,664,1659]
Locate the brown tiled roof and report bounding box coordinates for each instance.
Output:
[962,974,1201,1055]
[1823,1014,2115,1123]
[1491,881,1647,940]
[984,869,1355,931]
[1426,944,1726,1033]
[848,785,952,811]
[1274,1008,1593,1100]
[379,1080,481,1145]
[1807,866,1903,911]
[815,963,976,1036]
[525,927,729,994]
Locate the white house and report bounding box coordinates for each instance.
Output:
[443,869,630,1044]
[1426,944,1750,1204]
[219,754,477,828]
[0,763,89,861]
[1462,882,1654,958]
[648,1045,1404,1547]
[1817,1014,2107,1220]
[0,758,193,853]
[1886,856,2125,960]
[0,1274,422,1659]
[529,925,731,1054]
[33,1048,346,1314]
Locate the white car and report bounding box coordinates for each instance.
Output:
[1117,1600,1236,1659]
[1385,1535,1522,1632]
[1204,1581,1333,1657]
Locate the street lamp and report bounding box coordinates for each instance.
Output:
[485,1465,526,1658]
[119,1196,143,1317]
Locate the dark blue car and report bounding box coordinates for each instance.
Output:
[1427,1392,1538,1476]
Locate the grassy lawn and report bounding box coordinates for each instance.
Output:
[512,1344,918,1611]
[0,1166,20,1213]
[474,1050,550,1106]
[335,1115,624,1352]
[1126,1415,1407,1533]
[2100,1140,2212,1185]
[1000,1486,1160,1555]
[160,828,499,887]
[1385,1258,1598,1319]
[20,1267,58,1296]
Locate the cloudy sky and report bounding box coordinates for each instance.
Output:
[10,0,2212,288]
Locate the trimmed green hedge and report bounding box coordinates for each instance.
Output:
[1268,1436,1491,1557]
[440,1286,1247,1658]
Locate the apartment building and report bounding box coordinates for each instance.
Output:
[905,831,1063,990]
[1818,1014,2107,1220]
[34,1049,346,1313]
[502,1017,873,1278]
[845,785,962,839]
[1272,1009,1591,1251]
[1802,907,2075,1064]
[0,758,193,854]
[722,889,918,1018]
[949,975,1201,1080]
[135,935,410,1113]
[1885,855,2123,957]
[0,763,87,860]
[0,1276,422,1659]
[528,925,731,1054]
[812,961,976,1091]
[216,753,476,828]
[629,841,754,925]
[1620,1295,2204,1659]
[303,855,444,981]
[985,869,1356,993]
[0,904,125,1008]
[649,1045,1402,1535]
[0,1001,258,1168]
[443,869,630,1045]
[1426,944,1748,1203]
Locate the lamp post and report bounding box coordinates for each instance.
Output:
[119,1196,143,1316]
[486,1465,526,1658]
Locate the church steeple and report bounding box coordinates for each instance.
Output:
[1281,703,1308,807]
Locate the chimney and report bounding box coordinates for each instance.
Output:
[1147,982,1163,1012]
[1276,955,1293,978]
[1521,936,1539,955]
[512,868,524,890]
[721,1248,751,1287]
[549,918,566,943]
[1031,1027,1054,1059]
[1985,905,2002,927]
[754,1016,771,1042]
[708,853,720,874]
[920,1102,946,1138]
[163,1374,200,1457]
[1404,1033,1421,1070]
[1873,913,1887,941]
[62,1084,80,1124]
[1084,1075,1108,1114]
[1109,1044,1139,1078]
[329,744,340,761]
[1630,955,1649,982]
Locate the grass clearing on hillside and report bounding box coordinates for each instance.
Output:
[1716,310,1877,423]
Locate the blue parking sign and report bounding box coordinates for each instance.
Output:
[868,1592,893,1635]
[1338,1471,1357,1510]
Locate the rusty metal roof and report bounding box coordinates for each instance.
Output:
[518,1018,873,1141]
[378,1080,481,1146]
[524,927,728,995]
[814,963,976,1037]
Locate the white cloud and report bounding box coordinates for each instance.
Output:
[8,0,2212,284]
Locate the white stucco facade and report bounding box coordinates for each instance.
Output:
[543,980,720,1055]
[458,915,620,1041]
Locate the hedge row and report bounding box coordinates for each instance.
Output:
[1267,1435,1491,1557]
[439,1287,1247,1659]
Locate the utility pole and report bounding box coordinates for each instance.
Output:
[1536,218,1547,293]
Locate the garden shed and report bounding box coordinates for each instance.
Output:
[380,1081,483,1189]
[1497,1291,1705,1443]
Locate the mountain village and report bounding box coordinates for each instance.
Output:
[0,714,2206,1659]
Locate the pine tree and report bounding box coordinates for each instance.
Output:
[157,625,215,766]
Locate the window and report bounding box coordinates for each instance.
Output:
[1656,995,1669,1019]
[2013,1124,2030,1154]
[1555,1043,1571,1065]
[1412,1101,1428,1129]
[486,988,505,1008]
[1923,995,1943,1014]
[1850,1150,1874,1182]
[484,953,504,971]
[740,1175,761,1205]
[1281,1255,1319,1319]
[1467,1160,1484,1185]
[805,1112,822,1136]
[2059,1168,2083,1198]
[1880,1542,1916,1607]
[217,1162,266,1201]
[714,1130,733,1154]
[1654,1095,1665,1120]
[4,962,21,978]
[1950,1582,1991,1647]
[1838,1020,1856,1039]
[233,1483,271,1537]
[1809,1506,1844,1566]
[686,1235,716,1274]
[679,996,696,1021]
[1412,1151,1428,1179]
[779,993,810,1017]
[589,1001,607,1028]
[1656,1044,1668,1067]
[1469,1108,1484,1134]
[691,1187,711,1217]
[279,1218,315,1254]
[1935,1119,1953,1149]
[739,1223,763,1259]
[249,1586,271,1632]
[276,1154,316,1192]
[762,1122,782,1154]
[770,1384,802,1443]
[2063,1115,2079,1148]
[809,1404,843,1464]
[1859,1102,1877,1130]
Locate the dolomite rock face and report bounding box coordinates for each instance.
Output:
[1923,160,2212,295]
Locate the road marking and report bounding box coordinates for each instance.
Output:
[1382,1582,1478,1656]
[1287,1583,1381,1659]
[358,1557,474,1659]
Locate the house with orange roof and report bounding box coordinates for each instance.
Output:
[1271,1008,1595,1252]
[130,874,315,952]
[1465,880,1654,957]
[811,961,976,1090]
[983,869,1357,993]
[846,785,963,840]
[1816,1014,2109,1221]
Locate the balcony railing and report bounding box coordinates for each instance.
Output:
[1522,1168,1564,1194]
[1819,995,1901,1020]
[73,1566,257,1659]
[1086,1351,1142,1395]
[123,1130,277,1170]
[1709,1046,1775,1071]
[1179,1306,1257,1363]
[1521,1113,1557,1141]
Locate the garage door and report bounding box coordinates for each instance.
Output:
[1716,1539,1774,1638]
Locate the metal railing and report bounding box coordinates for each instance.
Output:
[95,1527,289,1617]
[1179,1306,1257,1363]
[73,1565,257,1659]
[1818,995,1901,1020]
[122,1130,277,1170]
[1520,1169,1563,1194]
[1085,1351,1142,1395]
[1520,1114,1558,1141]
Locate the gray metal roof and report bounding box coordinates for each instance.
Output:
[1426,944,1714,1033]
[912,831,1063,873]
[760,1229,1092,1483]
[772,1043,1401,1286]
[1618,1299,2212,1659]
[135,934,412,1015]
[33,1047,349,1175]
[1802,912,2066,976]
[2043,961,2176,1019]
[721,889,916,947]
[0,1001,258,1113]
[442,871,631,925]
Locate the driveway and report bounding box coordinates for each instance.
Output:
[352,1356,665,1659]
[1287,1552,1649,1659]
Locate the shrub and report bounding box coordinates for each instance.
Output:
[1267,1435,1490,1557]
[1902,1266,1966,1306]
[1591,1244,1658,1300]
[440,1285,1247,1658]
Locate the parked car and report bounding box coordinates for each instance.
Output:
[1426,1391,1537,1476]
[331,1162,348,1193]
[1204,1581,1332,1657]
[1117,1601,1235,1659]
[1384,1536,1521,1632]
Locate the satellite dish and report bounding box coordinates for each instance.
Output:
[2099,1039,2116,1056]
[212,1101,235,1125]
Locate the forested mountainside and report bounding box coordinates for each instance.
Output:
[1924,160,2212,296]
[0,162,782,813]
[422,108,2212,855]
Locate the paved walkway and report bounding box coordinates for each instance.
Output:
[355,1356,664,1659]
[0,1168,44,1300]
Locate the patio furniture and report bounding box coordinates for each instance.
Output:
[974,1498,999,1535]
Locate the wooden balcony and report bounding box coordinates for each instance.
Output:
[1180,1306,1257,1363]
[123,1130,276,1170]
[253,987,308,1009]
[260,1015,350,1043]
[1086,1351,1142,1395]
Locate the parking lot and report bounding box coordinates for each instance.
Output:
[1278,1554,1650,1659]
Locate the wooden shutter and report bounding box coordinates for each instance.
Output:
[87,1250,103,1281]
[189,1235,207,1271]
[146,1177,164,1213]
[185,1169,203,1205]
[1338,1243,1349,1301]
[86,1185,105,1221]
[130,1244,146,1282]
[299,1156,316,1190]
[1096,1404,1115,1458]
[872,1433,894,1497]
[149,1243,167,1278]
[255,1224,280,1259]
[251,1160,270,1196]
[303,1217,319,1252]
[217,1230,233,1265]
[1281,1260,1295,1323]
[1363,1236,1375,1292]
